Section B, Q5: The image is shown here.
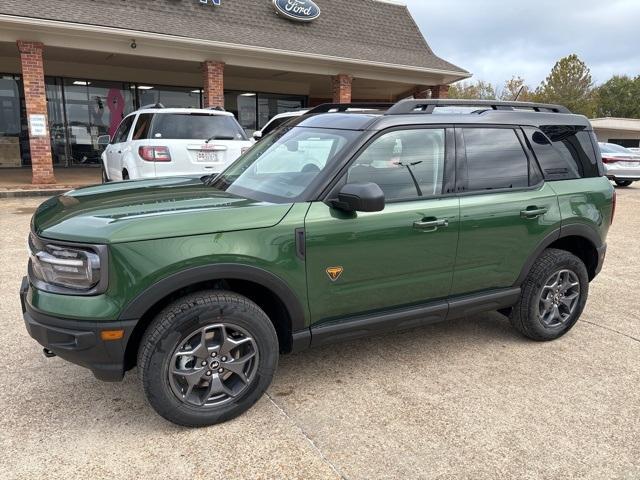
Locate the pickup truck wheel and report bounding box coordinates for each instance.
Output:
[510,248,588,341]
[138,290,278,427]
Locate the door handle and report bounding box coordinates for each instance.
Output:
[413,218,449,231]
[520,207,548,219]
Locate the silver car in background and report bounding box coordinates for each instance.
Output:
[599,142,640,187]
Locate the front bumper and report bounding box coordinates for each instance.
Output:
[20,277,137,381]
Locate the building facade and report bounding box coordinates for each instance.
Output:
[0,0,469,183]
[590,118,640,148]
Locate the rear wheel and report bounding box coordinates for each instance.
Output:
[614,180,633,187]
[138,290,278,427]
[510,249,588,341]
[122,169,130,180]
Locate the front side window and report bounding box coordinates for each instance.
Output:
[209,127,360,202]
[346,129,445,201]
[463,128,529,191]
[150,113,247,141]
[112,115,135,144]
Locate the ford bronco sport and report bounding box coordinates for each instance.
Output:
[21,100,614,427]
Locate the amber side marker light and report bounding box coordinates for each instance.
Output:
[101,329,125,341]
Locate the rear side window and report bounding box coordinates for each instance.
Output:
[150,113,248,141]
[462,128,530,191]
[527,125,600,179]
[132,113,153,140]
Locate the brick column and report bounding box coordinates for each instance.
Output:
[202,60,225,108]
[332,74,352,103]
[413,87,430,99]
[430,84,450,99]
[17,41,55,184]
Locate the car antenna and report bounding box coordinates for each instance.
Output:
[513,86,525,101]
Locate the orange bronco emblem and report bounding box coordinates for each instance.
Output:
[326,266,344,282]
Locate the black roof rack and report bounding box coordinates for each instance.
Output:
[306,102,395,115]
[385,99,571,115]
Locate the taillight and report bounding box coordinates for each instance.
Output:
[138,146,171,162]
[602,156,618,164]
[611,190,617,225]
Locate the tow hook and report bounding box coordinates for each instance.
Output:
[43,348,56,358]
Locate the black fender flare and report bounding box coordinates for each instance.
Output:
[118,264,308,334]
[514,223,602,286]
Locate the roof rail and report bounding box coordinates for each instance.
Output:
[385,99,571,115]
[307,102,395,115]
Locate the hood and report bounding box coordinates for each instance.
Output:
[32,176,293,244]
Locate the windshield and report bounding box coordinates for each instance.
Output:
[599,143,632,154]
[209,127,360,202]
[151,113,248,141]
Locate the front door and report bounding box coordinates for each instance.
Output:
[304,127,460,324]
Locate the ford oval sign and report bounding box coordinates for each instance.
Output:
[273,0,321,22]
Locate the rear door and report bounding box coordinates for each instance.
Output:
[450,126,561,296]
[147,112,251,177]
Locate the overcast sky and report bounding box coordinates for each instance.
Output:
[404,0,640,89]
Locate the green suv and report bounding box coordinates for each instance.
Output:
[21,100,614,426]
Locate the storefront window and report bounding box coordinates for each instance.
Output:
[62,79,134,165]
[46,77,67,166]
[257,93,306,130]
[225,91,306,135]
[137,85,201,108]
[0,74,30,167]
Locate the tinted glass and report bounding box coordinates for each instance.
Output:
[132,113,153,140]
[150,113,247,140]
[262,116,290,136]
[210,127,359,203]
[137,85,201,108]
[463,128,529,190]
[524,128,580,181]
[538,125,600,178]
[112,115,134,144]
[347,129,445,201]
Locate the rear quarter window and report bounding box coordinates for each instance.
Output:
[524,126,600,180]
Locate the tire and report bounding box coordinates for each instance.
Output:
[138,290,279,427]
[122,169,130,180]
[614,180,633,187]
[510,248,589,341]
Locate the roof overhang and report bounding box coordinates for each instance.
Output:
[0,14,471,85]
[589,118,640,132]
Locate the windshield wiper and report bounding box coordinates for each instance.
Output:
[205,135,235,143]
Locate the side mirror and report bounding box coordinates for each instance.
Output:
[252,131,263,141]
[332,182,385,212]
[97,135,111,146]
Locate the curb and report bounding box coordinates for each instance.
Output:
[0,189,71,198]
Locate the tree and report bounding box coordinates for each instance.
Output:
[534,54,596,116]
[449,80,497,100]
[595,75,640,118]
[500,76,533,101]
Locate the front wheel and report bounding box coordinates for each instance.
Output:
[138,291,279,427]
[614,180,633,187]
[101,163,109,183]
[510,249,589,341]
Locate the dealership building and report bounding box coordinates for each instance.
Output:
[0,0,468,183]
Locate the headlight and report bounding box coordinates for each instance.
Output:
[28,233,107,294]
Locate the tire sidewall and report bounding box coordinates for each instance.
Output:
[141,294,278,427]
[525,252,589,339]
